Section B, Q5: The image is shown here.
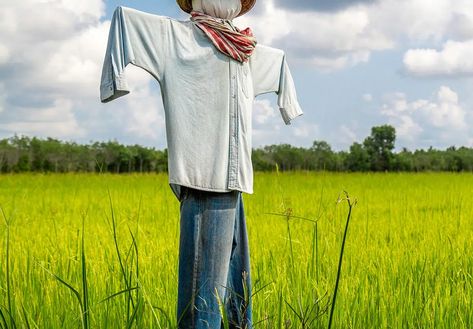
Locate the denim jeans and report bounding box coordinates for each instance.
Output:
[177,187,252,329]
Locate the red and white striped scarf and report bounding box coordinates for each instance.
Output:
[190,11,257,63]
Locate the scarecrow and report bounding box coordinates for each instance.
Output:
[100,0,303,327]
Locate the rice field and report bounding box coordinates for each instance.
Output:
[0,172,472,328]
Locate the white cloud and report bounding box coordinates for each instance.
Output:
[395,0,473,77]
[293,122,319,138]
[235,1,289,46]
[326,124,360,150]
[37,21,111,98]
[59,0,106,21]
[0,0,167,147]
[362,93,373,102]
[236,0,473,71]
[0,0,109,140]
[0,83,5,113]
[253,99,277,124]
[339,124,357,142]
[447,12,473,40]
[0,98,86,138]
[395,115,423,141]
[0,8,17,34]
[252,99,282,145]
[2,0,473,152]
[0,0,105,48]
[380,86,471,148]
[120,68,165,140]
[367,0,452,43]
[403,40,473,77]
[0,44,9,64]
[251,97,313,146]
[236,1,392,70]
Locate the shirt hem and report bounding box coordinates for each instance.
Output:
[170,180,253,193]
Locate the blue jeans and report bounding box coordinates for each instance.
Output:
[177,187,252,329]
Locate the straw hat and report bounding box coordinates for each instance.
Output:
[177,0,256,17]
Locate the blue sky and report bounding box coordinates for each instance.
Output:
[1,0,472,151]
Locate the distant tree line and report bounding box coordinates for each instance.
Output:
[1,125,472,173]
[0,137,168,173]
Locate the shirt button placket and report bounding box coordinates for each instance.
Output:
[228,63,239,189]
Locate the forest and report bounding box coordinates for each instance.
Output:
[1,125,472,173]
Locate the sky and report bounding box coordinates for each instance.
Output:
[1,0,473,151]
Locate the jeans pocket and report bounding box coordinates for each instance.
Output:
[179,186,190,203]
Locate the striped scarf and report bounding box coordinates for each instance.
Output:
[190,11,257,63]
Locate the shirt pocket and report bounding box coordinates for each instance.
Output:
[240,63,250,99]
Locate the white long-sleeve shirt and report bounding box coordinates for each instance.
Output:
[100,6,303,200]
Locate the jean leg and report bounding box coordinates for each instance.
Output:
[225,193,252,329]
[177,188,238,329]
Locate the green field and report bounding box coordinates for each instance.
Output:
[0,172,472,328]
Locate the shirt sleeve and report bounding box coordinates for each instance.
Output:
[100,6,169,103]
[250,44,303,125]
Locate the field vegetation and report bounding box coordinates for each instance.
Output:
[0,172,472,328]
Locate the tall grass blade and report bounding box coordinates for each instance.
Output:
[132,194,142,307]
[21,305,31,329]
[215,288,229,329]
[327,191,356,329]
[81,217,90,329]
[98,287,139,304]
[284,297,303,324]
[126,298,141,329]
[128,230,139,281]
[1,206,13,329]
[251,281,272,298]
[38,264,84,328]
[0,308,7,329]
[277,290,283,329]
[152,305,172,329]
[134,275,162,328]
[107,189,136,320]
[0,306,17,329]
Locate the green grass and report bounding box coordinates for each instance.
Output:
[0,172,472,328]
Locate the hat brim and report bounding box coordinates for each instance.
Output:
[177,0,256,17]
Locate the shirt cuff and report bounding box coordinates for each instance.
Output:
[279,102,303,125]
[100,75,130,103]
